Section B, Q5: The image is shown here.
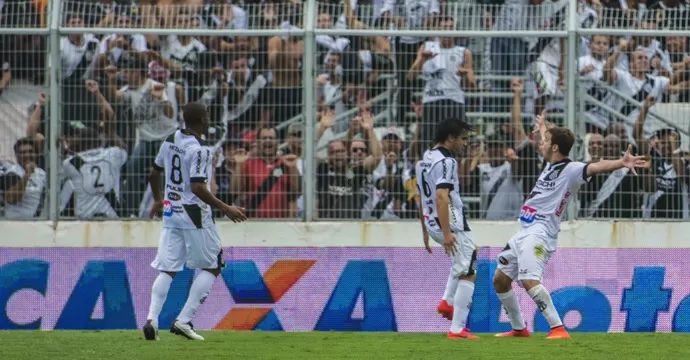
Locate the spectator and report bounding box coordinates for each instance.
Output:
[474,134,524,220]
[231,127,301,218]
[407,16,476,149]
[1,137,46,219]
[316,111,381,219]
[214,139,245,212]
[634,95,687,218]
[105,57,178,216]
[61,127,128,219]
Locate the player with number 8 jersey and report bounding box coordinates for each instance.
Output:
[143,103,247,342]
[415,117,478,339]
[492,112,647,340]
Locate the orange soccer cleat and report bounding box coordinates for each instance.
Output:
[447,328,480,339]
[546,326,571,340]
[437,300,454,320]
[494,328,531,337]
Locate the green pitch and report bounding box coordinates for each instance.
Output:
[2,331,689,360]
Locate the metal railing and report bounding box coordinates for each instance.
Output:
[1,1,689,223]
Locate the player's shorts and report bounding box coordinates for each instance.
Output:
[151,226,225,272]
[532,61,560,98]
[496,228,555,282]
[429,230,478,277]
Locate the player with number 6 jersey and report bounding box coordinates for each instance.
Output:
[415,117,478,339]
[143,103,247,342]
[492,112,647,340]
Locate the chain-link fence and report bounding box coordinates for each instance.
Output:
[0,0,689,222]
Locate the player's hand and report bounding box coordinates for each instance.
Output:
[149,200,163,219]
[621,144,648,176]
[223,205,247,223]
[423,234,432,254]
[443,233,457,257]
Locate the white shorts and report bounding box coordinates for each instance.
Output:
[532,61,560,98]
[151,226,224,272]
[496,229,555,282]
[429,230,478,277]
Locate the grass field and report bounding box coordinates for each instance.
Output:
[2,331,689,360]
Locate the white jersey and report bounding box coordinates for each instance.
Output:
[2,163,46,219]
[153,130,215,230]
[415,147,470,234]
[519,160,590,240]
[120,79,179,141]
[381,0,440,44]
[62,146,128,218]
[586,69,669,135]
[420,41,466,105]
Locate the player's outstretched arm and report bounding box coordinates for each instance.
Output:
[586,144,647,177]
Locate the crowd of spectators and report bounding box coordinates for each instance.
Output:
[0,0,689,221]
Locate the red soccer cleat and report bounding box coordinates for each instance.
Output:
[437,300,453,320]
[494,328,531,337]
[546,326,570,339]
[447,328,479,339]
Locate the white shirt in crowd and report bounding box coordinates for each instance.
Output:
[62,146,128,219]
[2,163,46,219]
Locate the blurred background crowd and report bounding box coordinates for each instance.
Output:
[0,0,689,221]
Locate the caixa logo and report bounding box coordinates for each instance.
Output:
[0,259,397,331]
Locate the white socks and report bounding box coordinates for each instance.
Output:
[177,270,216,324]
[147,272,174,325]
[496,289,526,330]
[443,272,460,304]
[527,284,563,328]
[449,280,475,333]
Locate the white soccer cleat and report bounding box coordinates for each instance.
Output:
[171,320,205,341]
[143,319,159,341]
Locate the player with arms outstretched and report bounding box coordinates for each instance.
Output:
[143,102,247,341]
[493,113,646,339]
[415,117,479,339]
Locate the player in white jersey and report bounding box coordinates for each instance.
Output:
[143,102,247,341]
[415,117,479,339]
[492,113,646,339]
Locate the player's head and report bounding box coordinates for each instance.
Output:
[182,102,209,135]
[13,137,36,166]
[542,127,576,161]
[434,117,473,154]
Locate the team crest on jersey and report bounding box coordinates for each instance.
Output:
[544,166,563,181]
[163,200,173,217]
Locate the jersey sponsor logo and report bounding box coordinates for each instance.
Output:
[163,200,173,217]
[519,205,537,224]
[167,192,181,201]
[555,191,571,217]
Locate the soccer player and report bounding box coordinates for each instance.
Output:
[493,113,646,339]
[415,117,478,339]
[143,102,248,341]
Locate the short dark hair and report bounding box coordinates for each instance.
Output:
[434,117,473,144]
[547,127,576,156]
[13,137,35,154]
[183,102,208,127]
